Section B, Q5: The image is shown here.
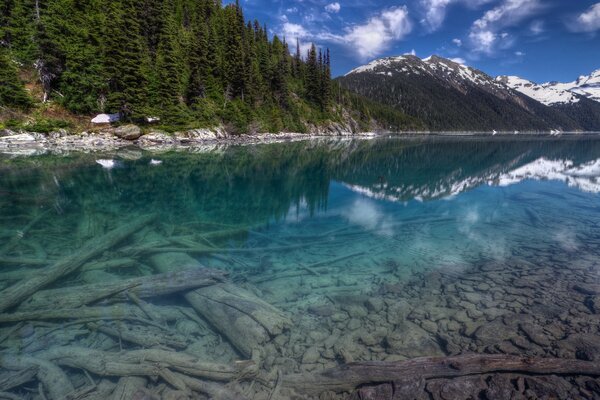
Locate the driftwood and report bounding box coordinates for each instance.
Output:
[0,354,74,400]
[88,322,188,349]
[0,258,138,283]
[0,367,37,392]
[38,346,256,382]
[282,354,600,394]
[0,214,155,313]
[110,377,147,400]
[175,372,249,400]
[0,304,175,325]
[151,252,291,357]
[252,251,366,284]
[18,268,226,311]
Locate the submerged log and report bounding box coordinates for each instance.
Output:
[38,346,255,382]
[110,377,147,400]
[0,214,155,313]
[19,268,226,311]
[282,354,600,394]
[0,354,74,400]
[0,367,37,392]
[151,252,291,357]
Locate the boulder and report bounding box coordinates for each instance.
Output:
[113,124,142,140]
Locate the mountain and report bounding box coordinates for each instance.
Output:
[498,75,600,131]
[338,55,594,132]
[547,70,600,103]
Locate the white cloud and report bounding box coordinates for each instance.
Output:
[515,51,525,56]
[420,0,493,32]
[452,38,462,47]
[568,3,600,33]
[281,6,412,61]
[342,6,412,60]
[469,0,543,54]
[282,22,309,39]
[325,2,341,14]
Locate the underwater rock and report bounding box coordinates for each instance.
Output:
[473,319,516,346]
[302,347,321,364]
[385,321,444,358]
[386,300,411,325]
[308,304,335,317]
[426,375,487,400]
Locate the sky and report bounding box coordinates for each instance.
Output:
[227,0,600,83]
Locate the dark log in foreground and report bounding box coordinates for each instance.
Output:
[282,354,600,394]
[18,267,227,311]
[0,214,155,313]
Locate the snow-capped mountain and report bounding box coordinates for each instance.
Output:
[545,69,600,103]
[338,55,588,132]
[496,76,580,106]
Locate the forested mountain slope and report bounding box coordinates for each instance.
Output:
[338,55,599,132]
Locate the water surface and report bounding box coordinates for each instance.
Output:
[1,137,600,398]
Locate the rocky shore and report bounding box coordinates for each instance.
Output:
[0,122,377,155]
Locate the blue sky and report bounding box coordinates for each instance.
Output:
[229,0,600,82]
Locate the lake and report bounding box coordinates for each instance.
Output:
[1,136,600,399]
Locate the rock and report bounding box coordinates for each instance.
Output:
[114,124,142,140]
[137,132,175,146]
[174,127,229,142]
[331,312,349,323]
[301,347,321,364]
[91,113,120,124]
[347,318,362,331]
[386,300,411,325]
[365,297,384,313]
[350,383,393,400]
[420,320,438,334]
[474,319,516,346]
[484,374,522,399]
[385,321,444,358]
[573,283,600,296]
[345,305,368,319]
[519,322,552,347]
[524,376,575,399]
[0,133,45,147]
[427,376,487,400]
[308,304,336,317]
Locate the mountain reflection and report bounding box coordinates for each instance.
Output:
[2,137,600,228]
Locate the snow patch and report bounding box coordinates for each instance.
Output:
[498,76,580,106]
[91,114,120,124]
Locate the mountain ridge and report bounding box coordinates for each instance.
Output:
[337,55,600,132]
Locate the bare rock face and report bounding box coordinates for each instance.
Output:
[113,124,142,140]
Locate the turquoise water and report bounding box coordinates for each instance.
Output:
[1,137,600,398]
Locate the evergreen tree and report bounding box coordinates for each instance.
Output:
[0,46,32,109]
[306,43,319,104]
[103,0,148,118]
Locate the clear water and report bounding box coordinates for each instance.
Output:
[1,137,600,398]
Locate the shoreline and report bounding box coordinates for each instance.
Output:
[1,128,600,156]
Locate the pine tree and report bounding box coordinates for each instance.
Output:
[103,0,148,119]
[4,0,38,65]
[152,11,187,124]
[0,46,32,109]
[305,43,319,104]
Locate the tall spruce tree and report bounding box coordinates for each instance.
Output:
[103,0,148,118]
[0,45,32,109]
